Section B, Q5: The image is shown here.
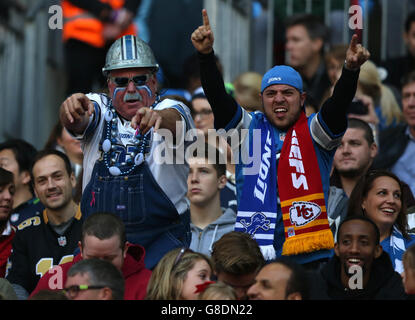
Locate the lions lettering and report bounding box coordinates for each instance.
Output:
[240,212,271,236]
[254,131,272,203]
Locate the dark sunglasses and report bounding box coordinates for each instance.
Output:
[62,284,106,298]
[109,74,151,87]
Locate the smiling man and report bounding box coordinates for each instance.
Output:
[328,118,378,239]
[6,150,82,299]
[191,9,370,268]
[60,35,195,269]
[318,216,406,299]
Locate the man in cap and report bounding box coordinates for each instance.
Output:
[60,35,195,269]
[191,9,370,268]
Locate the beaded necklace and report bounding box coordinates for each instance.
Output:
[101,95,160,176]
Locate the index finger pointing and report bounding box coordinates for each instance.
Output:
[202,9,210,28]
[350,34,359,50]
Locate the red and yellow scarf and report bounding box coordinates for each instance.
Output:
[278,112,334,255]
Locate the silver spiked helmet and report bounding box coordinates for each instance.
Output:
[102,35,159,76]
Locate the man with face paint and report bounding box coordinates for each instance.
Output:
[60,35,195,269]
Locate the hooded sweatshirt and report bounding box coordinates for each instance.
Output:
[30,243,152,300]
[315,251,406,300]
[190,208,236,257]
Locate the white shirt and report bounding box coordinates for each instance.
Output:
[75,93,195,215]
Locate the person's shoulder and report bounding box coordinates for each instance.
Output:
[15,214,45,234]
[155,98,192,115]
[378,123,408,144]
[85,93,109,111]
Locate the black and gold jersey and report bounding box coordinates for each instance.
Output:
[5,208,83,294]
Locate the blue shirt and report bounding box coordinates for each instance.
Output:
[381,226,415,273]
[230,108,342,264]
[391,127,415,196]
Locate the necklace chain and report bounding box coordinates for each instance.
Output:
[100,97,160,176]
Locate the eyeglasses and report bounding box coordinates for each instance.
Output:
[173,247,192,269]
[62,284,106,299]
[192,109,213,119]
[109,74,151,87]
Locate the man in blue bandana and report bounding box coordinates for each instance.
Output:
[191,9,370,269]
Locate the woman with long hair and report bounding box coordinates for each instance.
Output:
[145,247,213,300]
[347,170,415,273]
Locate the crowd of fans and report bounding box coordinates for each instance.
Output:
[1,3,415,301]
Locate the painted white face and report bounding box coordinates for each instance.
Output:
[108,68,157,120]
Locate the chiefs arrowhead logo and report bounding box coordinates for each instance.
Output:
[289,201,321,227]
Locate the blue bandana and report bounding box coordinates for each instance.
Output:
[261,65,303,93]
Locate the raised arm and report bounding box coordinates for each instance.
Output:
[319,34,370,135]
[191,9,239,129]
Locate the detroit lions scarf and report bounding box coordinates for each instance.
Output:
[386,225,412,273]
[235,112,333,260]
[235,114,278,260]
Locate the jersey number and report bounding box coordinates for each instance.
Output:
[35,255,74,277]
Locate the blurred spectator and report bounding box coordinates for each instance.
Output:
[134,0,153,43]
[0,139,43,227]
[356,60,403,132]
[347,170,415,273]
[382,11,415,92]
[62,0,140,95]
[322,44,348,102]
[147,0,204,89]
[0,278,17,300]
[0,168,15,277]
[6,150,82,299]
[29,290,68,300]
[64,258,124,300]
[247,257,309,300]
[145,247,213,300]
[285,13,331,107]
[31,212,151,300]
[45,120,83,181]
[187,144,236,257]
[45,119,83,203]
[211,231,265,300]
[373,71,415,196]
[233,71,263,113]
[403,244,415,296]
[191,87,214,136]
[198,281,236,300]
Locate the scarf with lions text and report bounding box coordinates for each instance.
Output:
[235,113,278,260]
